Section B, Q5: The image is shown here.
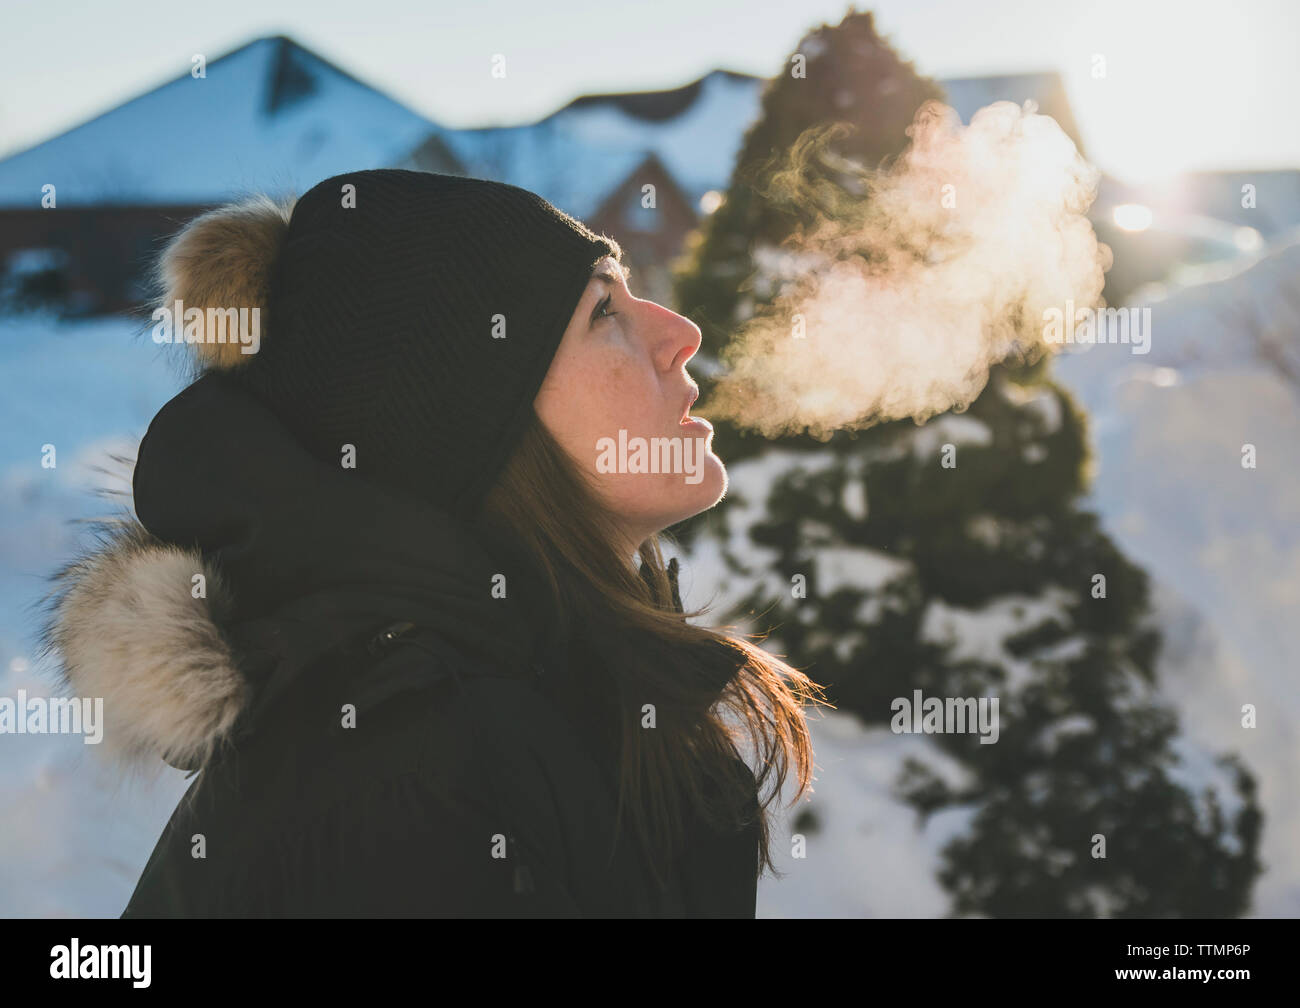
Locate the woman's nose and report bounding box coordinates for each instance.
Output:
[645,301,702,372]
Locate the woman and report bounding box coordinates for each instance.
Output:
[43,169,822,918]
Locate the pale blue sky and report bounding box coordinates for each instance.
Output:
[1,0,1296,184]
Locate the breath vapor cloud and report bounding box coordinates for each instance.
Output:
[708,100,1112,438]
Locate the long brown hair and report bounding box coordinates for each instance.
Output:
[476,408,827,893]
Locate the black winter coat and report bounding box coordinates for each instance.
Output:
[47,372,760,918]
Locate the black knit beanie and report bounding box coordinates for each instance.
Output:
[159,168,620,518]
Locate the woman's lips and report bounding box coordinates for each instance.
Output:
[680,386,699,423]
[680,416,713,432]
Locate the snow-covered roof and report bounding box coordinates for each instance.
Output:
[0,36,1092,224]
[431,70,766,219]
[0,36,439,208]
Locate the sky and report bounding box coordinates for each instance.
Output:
[0,0,1297,186]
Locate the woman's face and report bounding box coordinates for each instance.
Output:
[535,255,726,551]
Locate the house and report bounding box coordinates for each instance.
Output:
[0,36,439,312]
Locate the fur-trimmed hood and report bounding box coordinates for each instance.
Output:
[44,519,249,773]
[39,371,549,774]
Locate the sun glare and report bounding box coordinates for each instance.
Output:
[1113,204,1153,232]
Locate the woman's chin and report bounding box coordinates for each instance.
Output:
[677,453,728,519]
[702,452,728,506]
[606,453,729,537]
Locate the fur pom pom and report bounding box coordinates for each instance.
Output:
[155,194,295,371]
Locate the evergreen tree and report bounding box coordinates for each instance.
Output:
[671,7,1261,916]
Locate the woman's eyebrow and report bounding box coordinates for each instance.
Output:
[587,263,629,325]
[591,262,631,287]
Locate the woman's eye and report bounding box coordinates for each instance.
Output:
[594,294,616,321]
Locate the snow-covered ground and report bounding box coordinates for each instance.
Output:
[1053,233,1300,916]
[0,314,194,916]
[751,710,963,918]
